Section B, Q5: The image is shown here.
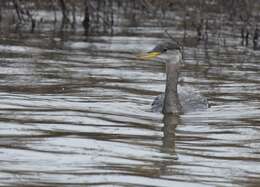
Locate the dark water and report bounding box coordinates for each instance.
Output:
[0,30,260,187]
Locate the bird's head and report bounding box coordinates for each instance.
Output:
[138,42,182,64]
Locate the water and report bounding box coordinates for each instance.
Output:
[0,31,260,187]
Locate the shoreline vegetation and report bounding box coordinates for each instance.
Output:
[0,0,259,49]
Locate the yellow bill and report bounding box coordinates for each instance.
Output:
[137,51,161,60]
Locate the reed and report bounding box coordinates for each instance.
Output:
[0,0,258,48]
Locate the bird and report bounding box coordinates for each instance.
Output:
[138,42,208,114]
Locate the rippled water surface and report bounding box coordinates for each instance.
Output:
[0,31,260,187]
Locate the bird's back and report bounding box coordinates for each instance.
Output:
[151,85,208,113]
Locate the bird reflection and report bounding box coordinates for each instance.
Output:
[154,113,180,177]
[162,113,180,156]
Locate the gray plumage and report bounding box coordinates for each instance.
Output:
[151,85,208,113]
[146,42,208,114]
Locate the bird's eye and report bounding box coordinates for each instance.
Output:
[163,48,167,52]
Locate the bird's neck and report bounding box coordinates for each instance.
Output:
[162,63,182,114]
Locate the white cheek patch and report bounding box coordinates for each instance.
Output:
[160,51,182,64]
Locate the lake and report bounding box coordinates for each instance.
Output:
[0,28,260,187]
